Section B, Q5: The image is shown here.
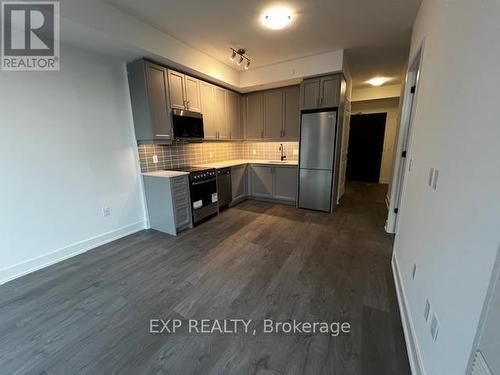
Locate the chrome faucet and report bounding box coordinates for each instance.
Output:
[279,144,287,161]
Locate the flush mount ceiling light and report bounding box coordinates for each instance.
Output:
[229,48,251,70]
[262,6,293,30]
[367,77,388,87]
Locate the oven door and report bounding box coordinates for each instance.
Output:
[190,178,217,210]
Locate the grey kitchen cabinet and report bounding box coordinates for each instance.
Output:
[167,70,186,110]
[249,165,273,198]
[245,92,264,139]
[142,174,192,235]
[300,74,341,109]
[214,86,229,139]
[319,75,340,108]
[231,164,247,202]
[249,164,298,203]
[263,89,283,139]
[127,60,173,143]
[273,166,298,202]
[200,81,217,140]
[167,69,201,112]
[227,91,243,140]
[282,85,300,139]
[300,78,321,110]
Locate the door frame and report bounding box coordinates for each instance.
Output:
[386,45,424,233]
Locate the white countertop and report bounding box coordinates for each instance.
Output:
[195,159,298,169]
[142,170,189,178]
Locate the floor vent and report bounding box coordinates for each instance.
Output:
[471,350,493,375]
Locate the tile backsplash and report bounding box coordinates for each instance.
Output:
[138,142,299,172]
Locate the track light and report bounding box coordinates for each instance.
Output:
[229,48,251,70]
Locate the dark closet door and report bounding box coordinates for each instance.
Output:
[347,113,386,183]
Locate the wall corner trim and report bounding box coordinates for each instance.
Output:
[0,221,147,285]
[392,254,427,375]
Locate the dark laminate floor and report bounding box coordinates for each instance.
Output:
[0,182,410,375]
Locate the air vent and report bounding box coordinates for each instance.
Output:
[470,350,493,375]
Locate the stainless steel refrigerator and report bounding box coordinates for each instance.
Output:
[298,110,337,212]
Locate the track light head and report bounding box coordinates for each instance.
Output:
[244,60,250,70]
[237,56,244,65]
[230,50,236,61]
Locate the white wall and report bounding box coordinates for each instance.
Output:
[351,98,400,184]
[393,0,500,374]
[0,45,146,284]
[351,84,401,102]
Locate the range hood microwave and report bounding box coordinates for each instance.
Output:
[172,109,204,141]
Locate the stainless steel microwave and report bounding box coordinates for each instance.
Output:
[172,109,204,141]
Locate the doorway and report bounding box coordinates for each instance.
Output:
[347,113,387,183]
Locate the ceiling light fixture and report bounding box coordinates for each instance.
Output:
[367,77,388,87]
[229,48,251,70]
[262,6,293,30]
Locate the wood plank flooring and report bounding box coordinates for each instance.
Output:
[0,182,410,375]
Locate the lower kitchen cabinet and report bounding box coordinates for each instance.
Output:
[273,166,298,202]
[142,174,192,235]
[231,164,247,202]
[249,165,297,203]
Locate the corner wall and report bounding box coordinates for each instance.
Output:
[0,45,146,284]
[393,0,500,374]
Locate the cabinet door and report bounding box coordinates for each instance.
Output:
[250,165,273,198]
[145,63,173,141]
[300,78,320,110]
[185,75,201,112]
[214,87,228,139]
[273,167,298,202]
[200,82,217,140]
[227,91,242,139]
[168,70,186,109]
[264,89,283,139]
[231,165,247,201]
[245,92,264,139]
[283,85,300,140]
[319,75,340,108]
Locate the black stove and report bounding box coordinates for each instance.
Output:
[167,166,218,224]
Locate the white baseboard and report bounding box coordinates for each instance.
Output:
[392,254,427,375]
[0,221,146,285]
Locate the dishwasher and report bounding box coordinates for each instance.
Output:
[217,168,232,209]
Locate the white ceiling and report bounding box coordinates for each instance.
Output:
[105,0,421,88]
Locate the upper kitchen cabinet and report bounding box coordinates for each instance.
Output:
[300,74,341,110]
[245,92,264,139]
[199,81,217,140]
[263,89,283,139]
[214,86,229,139]
[226,91,243,140]
[167,69,201,112]
[127,60,173,143]
[282,85,300,140]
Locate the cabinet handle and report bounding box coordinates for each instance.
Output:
[155,134,170,137]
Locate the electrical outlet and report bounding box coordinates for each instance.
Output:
[252,149,256,155]
[412,263,417,279]
[430,313,440,341]
[293,149,299,156]
[424,300,431,322]
[102,207,111,217]
[152,155,159,164]
[209,152,213,158]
